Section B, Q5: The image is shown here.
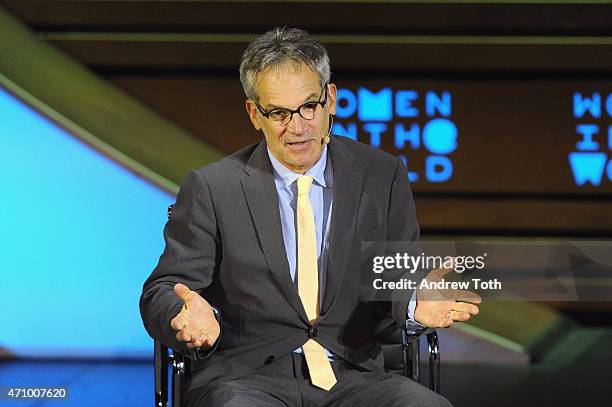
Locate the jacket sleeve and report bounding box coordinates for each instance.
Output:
[139,169,222,359]
[386,157,425,328]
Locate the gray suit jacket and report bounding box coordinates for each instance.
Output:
[140,136,421,392]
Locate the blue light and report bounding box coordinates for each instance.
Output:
[573,92,601,119]
[568,152,608,186]
[395,91,419,118]
[398,155,419,182]
[425,91,452,117]
[336,87,457,184]
[335,88,357,119]
[426,155,453,183]
[358,87,392,122]
[575,124,600,151]
[332,122,357,140]
[363,123,387,148]
[0,87,174,357]
[394,123,420,150]
[422,119,458,155]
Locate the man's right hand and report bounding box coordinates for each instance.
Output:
[170,283,220,350]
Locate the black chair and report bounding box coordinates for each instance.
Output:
[154,204,440,407]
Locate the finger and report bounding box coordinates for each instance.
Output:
[434,310,453,328]
[174,283,193,303]
[429,266,453,280]
[187,341,204,350]
[450,310,471,322]
[170,315,187,331]
[194,334,214,349]
[454,290,482,304]
[428,257,459,280]
[441,256,459,271]
[444,256,457,269]
[192,337,206,348]
[175,329,193,343]
[454,302,480,315]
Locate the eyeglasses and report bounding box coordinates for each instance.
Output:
[254,84,328,126]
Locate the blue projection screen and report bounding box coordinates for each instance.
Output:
[0,86,174,358]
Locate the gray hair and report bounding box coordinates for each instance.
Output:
[239,27,331,101]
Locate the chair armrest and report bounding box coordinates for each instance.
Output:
[154,340,189,407]
[154,340,169,407]
[402,327,440,392]
[426,331,440,393]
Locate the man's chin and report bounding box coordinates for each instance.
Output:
[281,146,324,172]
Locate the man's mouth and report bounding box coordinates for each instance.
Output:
[287,140,312,146]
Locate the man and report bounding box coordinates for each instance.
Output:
[140,27,479,406]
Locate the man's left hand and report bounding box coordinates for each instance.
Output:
[413,265,481,328]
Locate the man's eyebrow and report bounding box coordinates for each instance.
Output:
[264,92,320,110]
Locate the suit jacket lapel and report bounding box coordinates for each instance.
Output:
[240,141,308,322]
[321,138,364,316]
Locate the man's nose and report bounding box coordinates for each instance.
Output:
[287,112,305,134]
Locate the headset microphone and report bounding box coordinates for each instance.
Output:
[323,114,334,145]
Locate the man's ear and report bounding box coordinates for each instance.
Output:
[327,83,337,116]
[245,99,262,131]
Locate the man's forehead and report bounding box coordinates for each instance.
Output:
[254,64,321,108]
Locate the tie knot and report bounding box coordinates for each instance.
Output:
[297,175,313,196]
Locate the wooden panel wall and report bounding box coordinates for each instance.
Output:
[2,0,611,236]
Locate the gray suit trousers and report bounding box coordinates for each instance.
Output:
[185,352,452,407]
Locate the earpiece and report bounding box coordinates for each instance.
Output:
[323,114,334,145]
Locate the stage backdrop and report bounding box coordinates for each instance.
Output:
[1,85,173,357]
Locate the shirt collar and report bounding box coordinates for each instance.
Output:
[267,144,328,190]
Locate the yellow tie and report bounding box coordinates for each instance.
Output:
[296,176,337,391]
